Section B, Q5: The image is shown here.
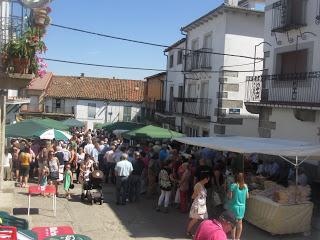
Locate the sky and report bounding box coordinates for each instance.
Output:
[44,0,226,80]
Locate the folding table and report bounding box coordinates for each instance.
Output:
[28,185,57,217]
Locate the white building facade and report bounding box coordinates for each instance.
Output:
[245,0,320,145]
[45,98,142,130]
[162,1,265,137]
[44,75,145,130]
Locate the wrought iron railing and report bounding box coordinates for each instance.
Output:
[0,0,30,48]
[173,97,211,118]
[185,48,212,71]
[271,0,307,32]
[245,72,320,107]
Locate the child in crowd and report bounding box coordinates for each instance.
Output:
[40,166,49,196]
[63,163,73,200]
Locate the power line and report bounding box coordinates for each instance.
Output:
[44,57,264,73]
[50,23,263,60]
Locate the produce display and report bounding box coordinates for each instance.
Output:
[250,177,311,204]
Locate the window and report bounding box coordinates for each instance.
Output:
[178,86,183,98]
[177,50,183,65]
[203,34,212,49]
[123,106,132,122]
[279,49,308,74]
[191,39,199,50]
[88,103,96,118]
[52,98,65,113]
[169,54,174,68]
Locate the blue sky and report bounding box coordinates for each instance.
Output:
[45,0,225,80]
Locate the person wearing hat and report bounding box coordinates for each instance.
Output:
[194,205,236,240]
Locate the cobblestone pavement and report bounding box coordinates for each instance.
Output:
[4,182,320,240]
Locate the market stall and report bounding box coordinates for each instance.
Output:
[123,125,184,140]
[174,136,320,235]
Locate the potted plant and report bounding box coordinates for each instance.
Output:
[2,27,47,75]
[33,7,48,26]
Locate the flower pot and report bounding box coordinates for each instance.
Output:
[34,15,46,25]
[12,58,30,74]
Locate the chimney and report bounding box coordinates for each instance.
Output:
[225,0,239,6]
[80,73,85,77]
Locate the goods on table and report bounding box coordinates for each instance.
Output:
[250,180,311,204]
[274,185,311,204]
[249,173,312,204]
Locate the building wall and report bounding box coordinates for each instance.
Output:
[45,98,142,130]
[165,41,185,112]
[268,108,320,144]
[264,0,320,74]
[182,9,264,137]
[146,77,165,102]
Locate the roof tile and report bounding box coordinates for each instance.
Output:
[46,76,145,102]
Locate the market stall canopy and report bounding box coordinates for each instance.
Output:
[174,136,320,158]
[34,129,72,141]
[123,125,185,140]
[62,119,84,128]
[6,118,69,138]
[102,122,144,132]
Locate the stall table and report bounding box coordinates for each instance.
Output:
[245,195,313,235]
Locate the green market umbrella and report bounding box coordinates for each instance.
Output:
[5,118,69,138]
[123,125,184,140]
[34,129,72,141]
[62,119,84,128]
[102,122,144,132]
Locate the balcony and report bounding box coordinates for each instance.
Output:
[185,48,212,72]
[245,72,320,108]
[173,98,211,119]
[271,0,307,33]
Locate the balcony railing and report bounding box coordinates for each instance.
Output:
[0,0,30,47]
[245,72,320,107]
[185,48,212,71]
[173,98,211,119]
[271,0,307,33]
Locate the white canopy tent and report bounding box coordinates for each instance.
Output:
[174,136,320,186]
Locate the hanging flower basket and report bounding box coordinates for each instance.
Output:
[33,8,48,27]
[12,58,30,74]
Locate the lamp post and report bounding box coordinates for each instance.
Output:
[253,41,271,77]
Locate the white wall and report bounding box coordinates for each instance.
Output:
[184,8,264,137]
[165,41,185,113]
[270,108,320,144]
[264,0,320,74]
[45,98,142,130]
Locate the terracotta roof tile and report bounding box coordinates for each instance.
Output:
[28,72,53,90]
[46,76,146,102]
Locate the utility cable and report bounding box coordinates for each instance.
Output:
[44,57,264,73]
[50,23,263,60]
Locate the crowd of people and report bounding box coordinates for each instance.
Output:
[7,127,305,240]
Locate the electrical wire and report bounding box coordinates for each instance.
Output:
[44,57,264,73]
[50,23,263,60]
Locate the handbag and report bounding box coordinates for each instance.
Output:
[212,191,222,207]
[69,183,75,189]
[197,197,207,215]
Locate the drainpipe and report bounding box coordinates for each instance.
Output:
[181,29,188,133]
[163,51,168,111]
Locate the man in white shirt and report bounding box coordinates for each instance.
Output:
[104,145,116,183]
[114,153,133,205]
[84,139,94,156]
